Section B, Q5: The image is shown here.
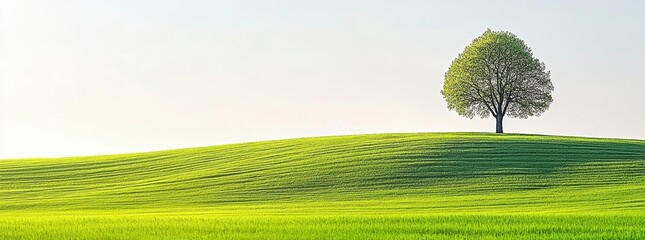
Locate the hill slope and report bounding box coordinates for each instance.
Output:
[0,133,644,214]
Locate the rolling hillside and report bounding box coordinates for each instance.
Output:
[1,133,644,239]
[1,132,643,213]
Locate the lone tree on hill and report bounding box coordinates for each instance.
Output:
[441,29,554,133]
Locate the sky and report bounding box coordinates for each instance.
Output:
[1,0,644,158]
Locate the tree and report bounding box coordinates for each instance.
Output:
[441,29,553,133]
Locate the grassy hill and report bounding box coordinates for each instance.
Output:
[0,133,644,239]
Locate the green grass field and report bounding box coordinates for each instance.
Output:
[1,133,644,239]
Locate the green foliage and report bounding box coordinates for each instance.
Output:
[1,214,643,240]
[442,30,553,131]
[0,133,643,239]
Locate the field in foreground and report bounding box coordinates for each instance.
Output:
[0,133,643,239]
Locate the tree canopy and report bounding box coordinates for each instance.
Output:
[441,29,554,133]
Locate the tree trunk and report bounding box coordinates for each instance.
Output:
[495,115,504,133]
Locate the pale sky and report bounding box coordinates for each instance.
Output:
[1,0,644,158]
